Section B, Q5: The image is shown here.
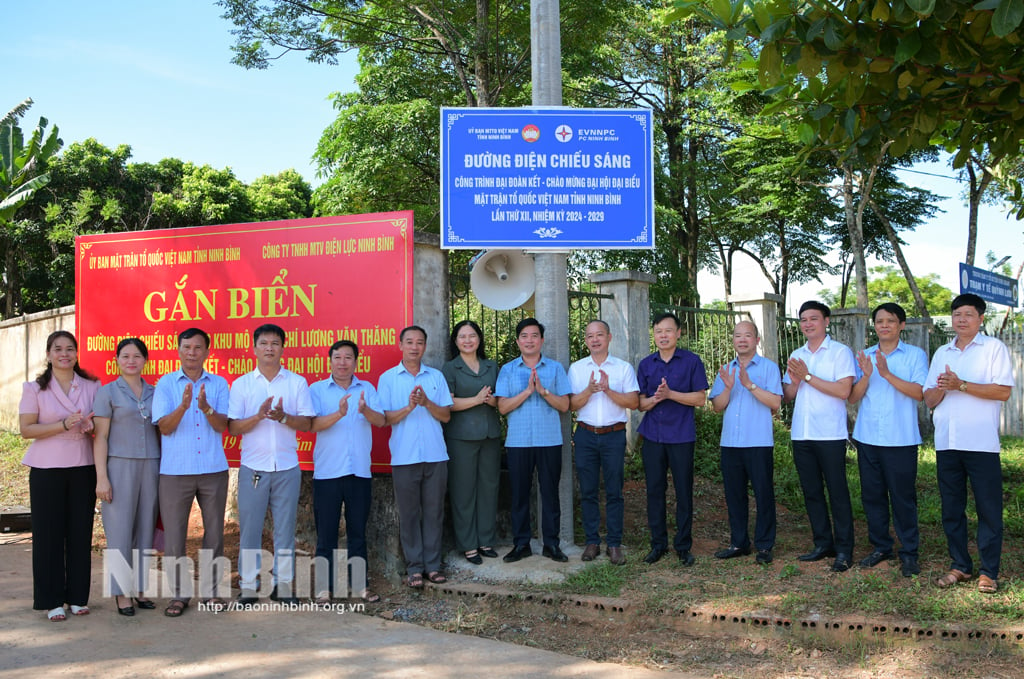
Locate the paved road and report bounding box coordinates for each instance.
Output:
[0,539,699,678]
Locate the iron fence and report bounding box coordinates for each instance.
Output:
[649,304,753,385]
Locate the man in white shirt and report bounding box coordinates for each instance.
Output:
[569,320,640,565]
[925,293,1014,594]
[228,323,315,606]
[782,300,856,573]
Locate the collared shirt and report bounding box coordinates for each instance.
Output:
[153,369,230,475]
[636,349,709,444]
[227,367,314,472]
[852,341,928,447]
[783,335,856,441]
[377,362,453,466]
[309,375,381,479]
[442,356,501,441]
[568,354,639,427]
[20,375,100,469]
[926,333,1015,453]
[495,355,571,447]
[93,377,161,459]
[709,353,783,448]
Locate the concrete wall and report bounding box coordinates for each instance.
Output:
[0,305,77,430]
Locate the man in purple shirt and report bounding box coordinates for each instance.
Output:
[637,312,709,565]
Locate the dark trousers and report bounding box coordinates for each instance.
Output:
[855,441,919,558]
[313,474,371,592]
[29,465,96,610]
[392,462,447,575]
[507,445,562,549]
[642,440,694,552]
[446,437,502,552]
[159,471,229,601]
[937,449,1003,579]
[792,439,854,555]
[720,446,776,551]
[573,427,626,547]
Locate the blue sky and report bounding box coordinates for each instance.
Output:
[5,1,1021,312]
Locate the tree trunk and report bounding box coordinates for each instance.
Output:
[843,164,869,309]
[869,199,932,323]
[965,159,993,267]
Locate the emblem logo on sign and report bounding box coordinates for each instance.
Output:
[522,125,540,142]
[555,125,573,142]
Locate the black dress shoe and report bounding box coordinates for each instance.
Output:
[465,551,483,565]
[643,548,668,564]
[236,592,259,607]
[714,545,751,560]
[503,545,532,563]
[116,597,135,617]
[542,545,568,562]
[478,547,499,559]
[797,546,836,562]
[269,587,301,605]
[134,598,156,610]
[830,554,852,572]
[756,550,773,565]
[900,555,921,577]
[858,550,894,568]
[676,550,695,566]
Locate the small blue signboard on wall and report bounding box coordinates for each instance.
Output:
[959,262,1019,307]
[440,107,654,249]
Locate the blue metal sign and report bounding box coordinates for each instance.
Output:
[959,262,1019,307]
[440,107,654,249]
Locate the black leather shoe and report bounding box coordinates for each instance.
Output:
[503,545,532,563]
[756,550,773,565]
[269,586,301,605]
[797,546,836,562]
[542,545,568,562]
[116,596,135,617]
[643,548,668,564]
[830,554,852,572]
[900,555,921,577]
[134,598,156,610]
[858,550,895,568]
[478,547,499,559]
[465,551,483,565]
[676,550,695,566]
[714,545,751,560]
[236,592,259,607]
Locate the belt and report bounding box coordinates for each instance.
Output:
[577,422,626,435]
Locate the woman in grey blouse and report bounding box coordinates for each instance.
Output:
[94,338,161,616]
[442,320,502,564]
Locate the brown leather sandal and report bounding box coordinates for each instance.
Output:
[935,569,972,588]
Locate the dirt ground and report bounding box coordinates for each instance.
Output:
[65,476,1024,678]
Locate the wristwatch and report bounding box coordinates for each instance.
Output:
[959,381,968,392]
[203,405,214,415]
[747,383,758,392]
[803,373,812,383]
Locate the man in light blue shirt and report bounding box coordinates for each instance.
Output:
[377,326,452,588]
[152,327,231,616]
[709,321,783,565]
[849,303,928,577]
[309,339,385,602]
[496,318,571,563]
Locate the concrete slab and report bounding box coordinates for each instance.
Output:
[0,539,697,678]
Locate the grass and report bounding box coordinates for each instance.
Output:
[0,431,29,509]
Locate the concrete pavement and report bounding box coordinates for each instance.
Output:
[0,538,698,678]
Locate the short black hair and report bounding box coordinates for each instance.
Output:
[449,320,486,360]
[399,325,427,342]
[798,300,831,318]
[652,312,680,329]
[871,302,907,323]
[178,327,210,348]
[253,323,286,345]
[516,317,544,337]
[328,339,359,359]
[116,337,149,360]
[951,293,986,315]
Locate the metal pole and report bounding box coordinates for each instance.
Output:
[530,0,573,546]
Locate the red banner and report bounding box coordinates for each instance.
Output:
[75,212,414,471]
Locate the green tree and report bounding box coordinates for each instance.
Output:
[151,163,252,229]
[247,169,313,221]
[820,265,954,316]
[1,99,62,317]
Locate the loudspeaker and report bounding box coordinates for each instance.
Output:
[469,250,536,310]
